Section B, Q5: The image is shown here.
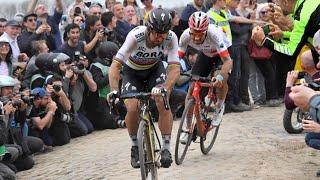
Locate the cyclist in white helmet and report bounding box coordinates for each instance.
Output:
[179,11,233,126]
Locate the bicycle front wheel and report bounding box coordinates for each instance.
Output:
[175,98,195,165]
[138,120,158,180]
[200,98,221,155]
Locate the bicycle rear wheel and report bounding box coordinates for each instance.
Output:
[138,120,158,180]
[200,98,221,155]
[175,98,196,165]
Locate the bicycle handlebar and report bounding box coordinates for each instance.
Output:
[180,73,214,83]
[119,90,170,110]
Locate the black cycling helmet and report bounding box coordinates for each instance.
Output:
[97,41,119,60]
[146,8,172,33]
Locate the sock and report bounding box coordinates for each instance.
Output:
[130,134,138,147]
[162,135,171,151]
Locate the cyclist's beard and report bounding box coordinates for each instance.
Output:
[146,32,163,48]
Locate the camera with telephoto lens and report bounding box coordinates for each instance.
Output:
[0,95,34,108]
[60,112,73,123]
[295,71,320,91]
[71,51,85,74]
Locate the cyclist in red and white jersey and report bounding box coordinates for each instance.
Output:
[107,8,180,169]
[178,11,233,126]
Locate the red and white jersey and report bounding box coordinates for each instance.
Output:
[114,26,180,70]
[178,24,231,58]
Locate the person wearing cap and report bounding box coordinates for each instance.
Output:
[28,87,56,146]
[0,20,29,64]
[27,0,63,49]
[17,13,56,58]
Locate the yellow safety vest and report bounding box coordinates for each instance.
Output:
[208,9,232,42]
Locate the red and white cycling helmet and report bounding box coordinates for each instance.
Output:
[188,11,209,32]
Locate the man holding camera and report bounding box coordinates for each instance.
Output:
[29,75,72,147]
[0,75,44,172]
[28,88,56,147]
[27,0,63,48]
[18,13,56,58]
[60,23,104,60]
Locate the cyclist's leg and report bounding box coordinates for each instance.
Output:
[147,62,173,167]
[186,52,214,104]
[147,62,172,137]
[213,56,230,108]
[121,66,145,168]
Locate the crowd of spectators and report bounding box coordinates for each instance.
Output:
[0,0,319,179]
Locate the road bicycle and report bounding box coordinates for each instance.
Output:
[119,91,169,180]
[175,75,223,165]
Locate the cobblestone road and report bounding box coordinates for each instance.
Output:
[17,106,320,180]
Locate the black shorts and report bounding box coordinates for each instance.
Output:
[121,62,166,95]
[191,52,222,77]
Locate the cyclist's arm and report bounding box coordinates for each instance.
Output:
[177,29,191,58]
[219,53,233,80]
[211,29,233,79]
[109,59,122,92]
[164,33,181,91]
[109,31,137,91]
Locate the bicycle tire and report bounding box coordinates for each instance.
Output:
[174,98,195,165]
[283,108,303,134]
[200,98,220,155]
[138,120,158,180]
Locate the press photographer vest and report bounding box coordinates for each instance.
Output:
[90,62,110,99]
[208,9,232,42]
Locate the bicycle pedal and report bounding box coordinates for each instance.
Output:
[154,149,160,153]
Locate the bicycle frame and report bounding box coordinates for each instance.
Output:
[190,80,216,137]
[138,99,161,166]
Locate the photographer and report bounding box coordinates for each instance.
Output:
[28,87,56,148]
[289,85,320,176]
[101,11,124,47]
[31,52,71,90]
[30,74,72,146]
[87,41,126,129]
[60,23,104,61]
[0,75,44,172]
[80,15,106,61]
[63,55,95,138]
